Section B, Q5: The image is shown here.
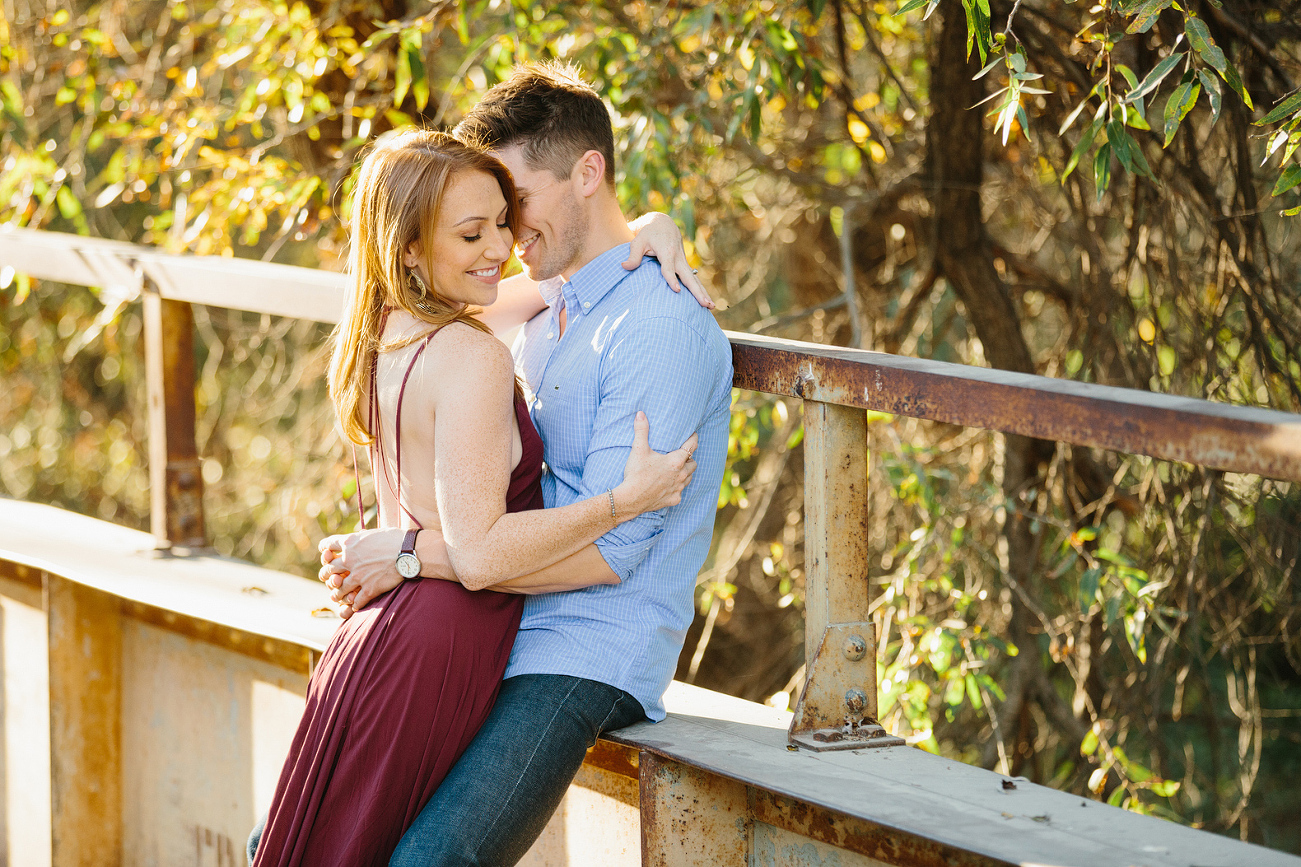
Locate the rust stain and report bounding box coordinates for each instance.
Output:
[584,738,639,779]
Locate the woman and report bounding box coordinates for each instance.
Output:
[250,129,700,866]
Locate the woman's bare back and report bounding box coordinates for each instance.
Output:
[366,312,524,537]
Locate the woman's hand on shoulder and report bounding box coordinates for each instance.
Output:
[612,411,698,519]
[624,212,715,310]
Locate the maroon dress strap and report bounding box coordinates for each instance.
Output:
[364,324,442,531]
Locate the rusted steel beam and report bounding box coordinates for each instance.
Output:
[48,575,123,867]
[790,402,902,752]
[142,289,206,549]
[748,787,1013,867]
[731,332,1301,482]
[640,752,748,866]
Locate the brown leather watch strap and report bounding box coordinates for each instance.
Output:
[401,528,420,555]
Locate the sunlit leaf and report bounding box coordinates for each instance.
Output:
[1126,0,1174,34]
[1124,52,1183,104]
[1163,78,1200,146]
[1258,90,1301,126]
[1273,164,1301,197]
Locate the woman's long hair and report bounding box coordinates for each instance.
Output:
[329,129,521,446]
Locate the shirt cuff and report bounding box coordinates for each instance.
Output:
[594,528,665,580]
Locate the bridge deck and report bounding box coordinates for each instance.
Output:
[2,499,1296,867]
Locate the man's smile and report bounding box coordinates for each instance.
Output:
[516,232,541,258]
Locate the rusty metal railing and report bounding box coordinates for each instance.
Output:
[5,226,1301,839]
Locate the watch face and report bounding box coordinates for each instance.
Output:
[396,553,421,579]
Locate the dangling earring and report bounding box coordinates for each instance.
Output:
[408,269,428,299]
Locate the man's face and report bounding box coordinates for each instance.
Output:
[493,145,588,282]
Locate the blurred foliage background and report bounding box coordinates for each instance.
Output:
[3,0,1301,852]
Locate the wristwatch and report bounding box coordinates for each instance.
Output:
[395,528,422,579]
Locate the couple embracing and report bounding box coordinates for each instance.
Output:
[247,62,733,866]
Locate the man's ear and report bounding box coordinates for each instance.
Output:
[572,149,606,198]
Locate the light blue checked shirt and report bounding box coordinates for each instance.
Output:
[506,243,733,721]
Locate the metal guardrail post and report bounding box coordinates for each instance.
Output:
[48,574,123,865]
[142,279,206,550]
[789,399,904,750]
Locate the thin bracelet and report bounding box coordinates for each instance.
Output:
[606,489,617,524]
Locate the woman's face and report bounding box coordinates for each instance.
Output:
[405,169,512,307]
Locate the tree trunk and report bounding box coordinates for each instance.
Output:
[923,5,1060,771]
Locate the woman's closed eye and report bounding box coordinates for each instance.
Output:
[463,223,509,243]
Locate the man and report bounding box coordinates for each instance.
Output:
[317,63,731,865]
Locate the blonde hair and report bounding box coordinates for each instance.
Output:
[329,129,520,446]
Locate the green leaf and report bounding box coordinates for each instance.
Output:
[1080,728,1099,757]
[973,55,1002,81]
[1079,566,1102,612]
[1259,90,1301,126]
[1093,142,1112,200]
[895,0,929,14]
[55,186,82,219]
[1125,53,1183,104]
[1223,62,1253,111]
[1150,779,1181,797]
[1059,96,1092,136]
[1126,0,1174,34]
[1063,117,1103,181]
[1163,79,1200,146]
[1273,164,1301,197]
[393,44,411,106]
[1198,70,1223,123]
[1185,17,1226,77]
[965,673,983,709]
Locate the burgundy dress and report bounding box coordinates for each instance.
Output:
[253,337,544,867]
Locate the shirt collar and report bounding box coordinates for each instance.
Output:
[538,243,636,318]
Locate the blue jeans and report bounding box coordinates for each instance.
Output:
[246,674,645,866]
[390,673,646,866]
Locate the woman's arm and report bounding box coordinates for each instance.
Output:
[476,271,546,334]
[429,334,693,591]
[320,527,616,617]
[475,213,715,335]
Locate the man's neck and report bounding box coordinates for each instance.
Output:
[560,196,635,281]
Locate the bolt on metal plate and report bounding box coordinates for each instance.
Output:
[789,623,906,752]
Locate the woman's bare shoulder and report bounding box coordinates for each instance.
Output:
[422,321,516,391]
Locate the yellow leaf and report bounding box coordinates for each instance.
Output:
[854,92,881,112]
[848,116,871,144]
[1138,318,1156,343]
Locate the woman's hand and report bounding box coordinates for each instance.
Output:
[612,411,699,519]
[624,212,716,309]
[317,528,409,618]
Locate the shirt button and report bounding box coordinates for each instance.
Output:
[535,399,543,410]
[582,301,591,310]
[546,332,554,339]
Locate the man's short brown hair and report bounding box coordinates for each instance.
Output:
[455,62,616,188]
